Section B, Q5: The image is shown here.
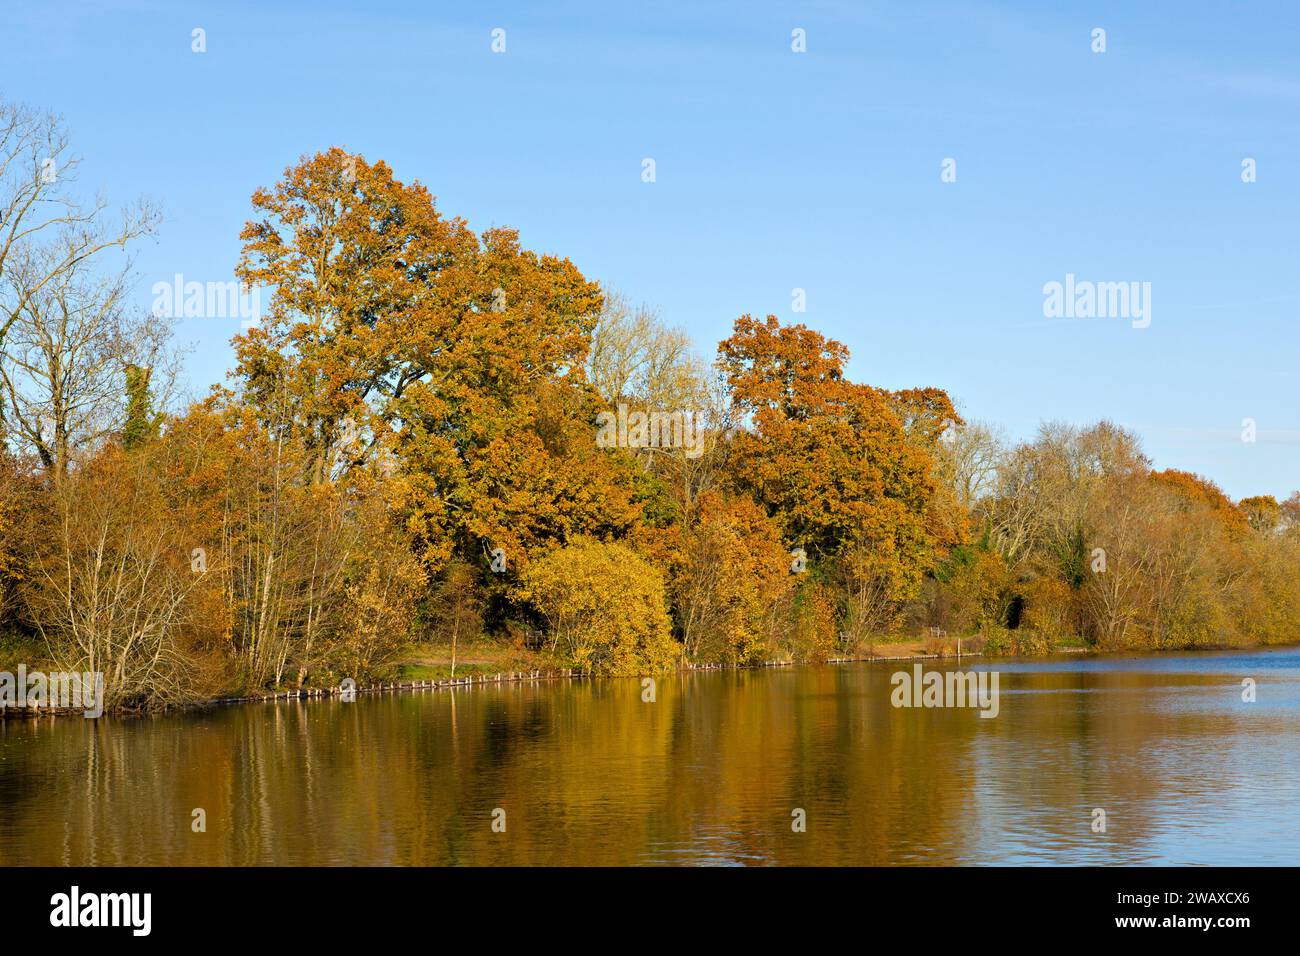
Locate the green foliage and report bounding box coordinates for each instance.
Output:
[121,364,159,451]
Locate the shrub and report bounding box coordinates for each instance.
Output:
[523,538,678,676]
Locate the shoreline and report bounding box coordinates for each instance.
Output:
[4,641,1295,720]
[0,648,979,719]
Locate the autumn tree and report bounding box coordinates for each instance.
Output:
[235,149,621,584]
[425,558,483,677]
[717,314,956,638]
[19,445,215,710]
[0,443,27,629]
[1150,469,1250,537]
[669,491,792,664]
[1280,493,1300,536]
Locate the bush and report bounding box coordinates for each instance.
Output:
[19,446,217,710]
[523,538,678,676]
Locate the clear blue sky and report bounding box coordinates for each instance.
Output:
[4,1,1297,499]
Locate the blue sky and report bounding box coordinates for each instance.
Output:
[4,0,1297,498]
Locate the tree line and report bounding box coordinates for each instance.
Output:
[2,101,1297,711]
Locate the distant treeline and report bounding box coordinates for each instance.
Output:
[2,102,1296,711]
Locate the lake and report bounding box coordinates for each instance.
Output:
[2,647,1298,865]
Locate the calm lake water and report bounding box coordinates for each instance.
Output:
[2,647,1298,865]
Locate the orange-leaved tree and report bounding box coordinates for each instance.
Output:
[234,149,634,593]
[716,314,956,640]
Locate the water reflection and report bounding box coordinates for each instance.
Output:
[1,648,1297,865]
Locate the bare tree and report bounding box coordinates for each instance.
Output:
[0,99,160,470]
[936,419,1004,509]
[987,421,1149,572]
[0,249,176,477]
[0,100,158,348]
[587,288,706,410]
[986,443,1044,566]
[587,288,719,496]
